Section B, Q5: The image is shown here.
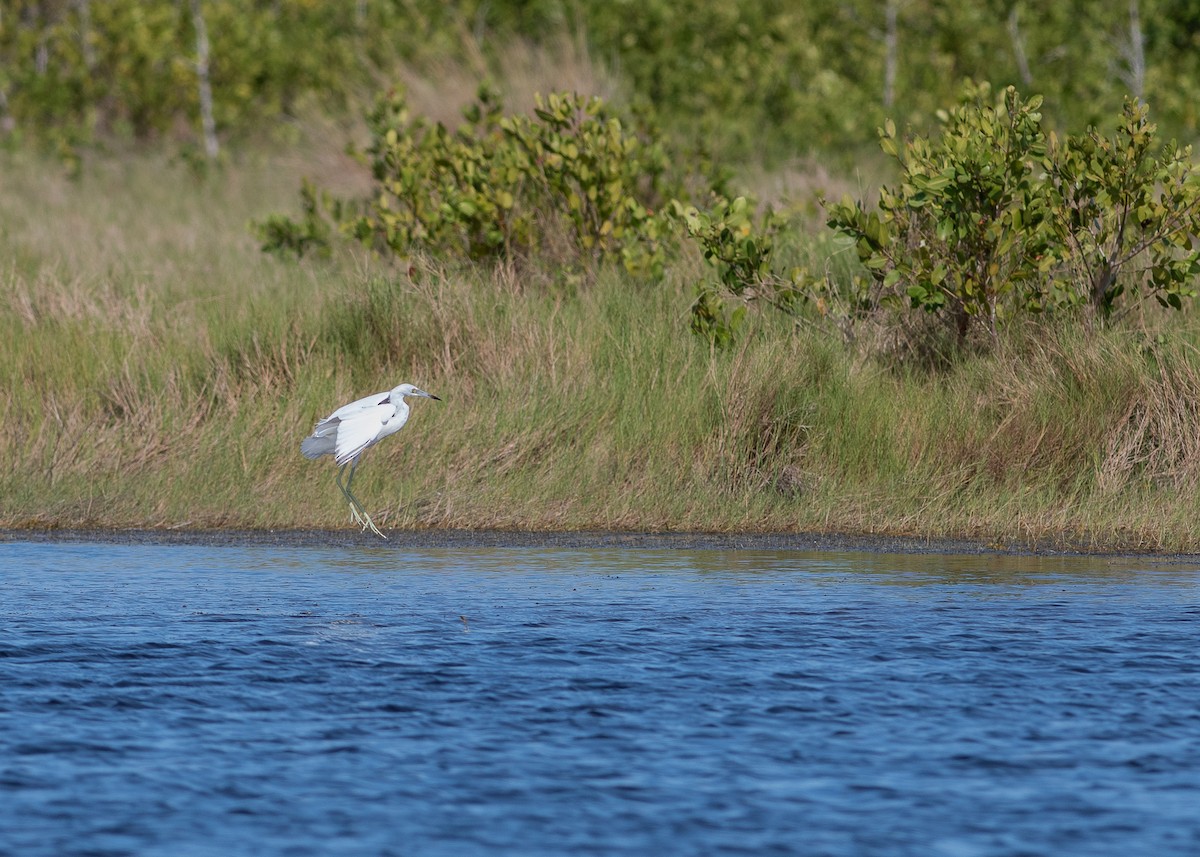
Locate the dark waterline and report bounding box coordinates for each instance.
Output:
[2,542,1198,856]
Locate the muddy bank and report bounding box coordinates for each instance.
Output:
[5,527,1197,559]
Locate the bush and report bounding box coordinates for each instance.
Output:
[675,196,800,347]
[1044,99,1200,319]
[826,82,1054,344]
[825,83,1200,348]
[260,86,685,278]
[256,180,336,259]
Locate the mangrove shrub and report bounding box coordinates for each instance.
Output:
[826,83,1200,343]
[259,87,684,277]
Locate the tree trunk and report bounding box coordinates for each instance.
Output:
[76,0,96,71]
[191,0,219,160]
[1007,4,1033,86]
[1123,0,1145,98]
[883,0,898,109]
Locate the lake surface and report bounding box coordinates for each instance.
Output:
[1,540,1198,856]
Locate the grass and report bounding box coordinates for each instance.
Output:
[2,146,1199,551]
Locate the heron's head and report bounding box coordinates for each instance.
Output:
[394,383,441,401]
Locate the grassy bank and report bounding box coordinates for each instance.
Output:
[2,149,1199,551]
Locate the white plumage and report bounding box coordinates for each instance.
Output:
[301,382,441,537]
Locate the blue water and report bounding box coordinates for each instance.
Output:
[1,542,1198,856]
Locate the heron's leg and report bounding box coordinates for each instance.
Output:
[344,461,387,539]
[336,463,370,529]
[343,462,367,527]
[335,463,351,518]
[344,461,365,523]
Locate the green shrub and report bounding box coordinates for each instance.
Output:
[1044,98,1200,319]
[256,179,335,259]
[675,196,800,346]
[826,83,1200,347]
[261,87,685,277]
[826,82,1054,344]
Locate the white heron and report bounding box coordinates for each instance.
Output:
[301,383,441,538]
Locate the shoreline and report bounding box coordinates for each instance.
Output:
[4,526,1198,559]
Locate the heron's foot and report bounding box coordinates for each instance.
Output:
[344,500,386,538]
[359,511,387,539]
[348,503,387,539]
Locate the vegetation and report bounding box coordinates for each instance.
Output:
[6,1,1200,162]
[3,2,1200,550]
[2,148,1199,549]
[263,80,1200,353]
[825,83,1200,348]
[259,87,685,280]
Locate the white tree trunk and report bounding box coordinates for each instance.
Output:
[1007,4,1033,86]
[191,0,220,160]
[75,0,96,71]
[883,0,898,109]
[1125,0,1145,98]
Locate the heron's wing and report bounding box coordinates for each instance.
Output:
[323,391,391,423]
[301,391,393,461]
[302,406,346,458]
[333,402,397,466]
[300,433,336,459]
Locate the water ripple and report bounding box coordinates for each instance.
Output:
[1,542,1198,856]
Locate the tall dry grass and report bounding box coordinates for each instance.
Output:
[2,147,1199,550]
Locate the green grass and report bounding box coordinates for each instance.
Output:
[2,149,1199,551]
